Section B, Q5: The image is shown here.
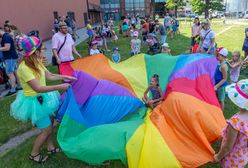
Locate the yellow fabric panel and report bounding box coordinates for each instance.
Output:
[126,110,181,168]
[109,54,147,98]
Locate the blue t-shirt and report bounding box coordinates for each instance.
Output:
[242,28,248,51]
[112,53,120,63]
[1,33,18,60]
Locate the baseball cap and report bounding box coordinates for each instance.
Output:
[133,31,139,37]
[113,47,119,51]
[216,47,228,57]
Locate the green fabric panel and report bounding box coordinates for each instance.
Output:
[57,114,144,165]
[145,54,179,93]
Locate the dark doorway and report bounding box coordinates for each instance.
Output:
[53,11,59,19]
[83,13,88,26]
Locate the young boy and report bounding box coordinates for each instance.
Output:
[214,47,228,111]
[161,43,171,55]
[112,47,121,63]
[130,31,141,56]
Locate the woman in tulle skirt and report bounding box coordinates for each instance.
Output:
[10,36,76,163]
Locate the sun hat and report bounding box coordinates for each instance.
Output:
[162,43,170,48]
[133,31,139,37]
[20,36,42,56]
[216,47,228,57]
[226,79,248,110]
[59,22,67,28]
[113,47,119,51]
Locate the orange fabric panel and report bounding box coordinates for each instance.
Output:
[150,92,226,168]
[70,54,136,97]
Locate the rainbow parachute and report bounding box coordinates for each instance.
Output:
[57,53,226,168]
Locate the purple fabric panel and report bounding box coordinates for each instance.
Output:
[169,57,218,85]
[62,71,98,105]
[91,80,134,97]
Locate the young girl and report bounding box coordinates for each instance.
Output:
[215,47,229,111]
[130,31,141,56]
[10,36,76,163]
[142,74,163,109]
[213,79,248,168]
[227,51,242,83]
[90,42,100,55]
[112,30,118,43]
[112,47,121,63]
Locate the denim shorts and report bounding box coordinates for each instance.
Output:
[35,116,52,129]
[202,47,216,55]
[4,59,17,74]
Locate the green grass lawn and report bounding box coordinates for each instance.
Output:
[0,18,247,168]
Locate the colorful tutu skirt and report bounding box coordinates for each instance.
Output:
[10,91,60,126]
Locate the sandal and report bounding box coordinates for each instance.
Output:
[29,153,48,163]
[47,147,61,155]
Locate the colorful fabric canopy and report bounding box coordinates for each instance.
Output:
[57,53,226,168]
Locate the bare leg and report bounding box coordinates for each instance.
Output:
[7,73,16,91]
[220,102,224,111]
[31,126,52,156]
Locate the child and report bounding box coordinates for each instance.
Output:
[112,47,121,63]
[227,51,242,83]
[213,79,248,168]
[161,43,171,55]
[129,25,134,37]
[112,30,118,43]
[10,36,76,163]
[87,24,94,42]
[214,47,229,111]
[130,31,141,56]
[142,74,163,109]
[90,42,100,55]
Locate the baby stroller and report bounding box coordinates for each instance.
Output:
[146,33,161,55]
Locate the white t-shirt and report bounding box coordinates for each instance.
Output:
[90,49,100,55]
[131,38,141,54]
[200,29,215,49]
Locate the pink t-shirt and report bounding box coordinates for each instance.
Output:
[52,32,74,62]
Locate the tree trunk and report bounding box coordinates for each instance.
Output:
[205,0,210,18]
[175,6,178,17]
[151,0,155,19]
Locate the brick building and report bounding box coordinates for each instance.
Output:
[0,0,101,40]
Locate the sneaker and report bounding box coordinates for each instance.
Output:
[16,87,23,91]
[5,91,17,97]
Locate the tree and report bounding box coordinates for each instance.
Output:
[190,0,224,18]
[165,0,186,17]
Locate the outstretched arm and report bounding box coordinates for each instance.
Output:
[28,78,70,93]
[45,70,77,81]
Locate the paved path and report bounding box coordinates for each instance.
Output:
[0,129,40,156]
[44,24,100,64]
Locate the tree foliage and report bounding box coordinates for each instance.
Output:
[165,0,186,10]
[189,0,224,18]
[165,0,186,17]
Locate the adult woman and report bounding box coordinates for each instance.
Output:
[197,21,216,55]
[242,27,248,59]
[191,17,201,47]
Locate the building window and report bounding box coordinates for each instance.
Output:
[53,11,59,19]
